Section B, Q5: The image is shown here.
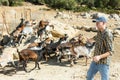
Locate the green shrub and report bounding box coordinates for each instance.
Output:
[0,0,119,14]
[74,6,90,12]
[108,0,120,9]
[9,0,24,6]
[26,0,45,5]
[44,0,77,10]
[0,0,9,6]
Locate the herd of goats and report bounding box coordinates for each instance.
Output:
[0,18,95,73]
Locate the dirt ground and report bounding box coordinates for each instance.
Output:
[0,5,120,80]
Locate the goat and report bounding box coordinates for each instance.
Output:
[16,18,25,30]
[37,20,50,41]
[57,34,83,62]
[17,48,40,72]
[21,20,37,38]
[27,38,53,62]
[28,46,47,63]
[9,18,33,46]
[39,20,49,28]
[44,36,68,61]
[37,26,47,41]
[70,41,95,66]
[0,35,11,46]
[27,38,53,61]
[10,18,25,36]
[0,47,18,73]
[57,42,73,63]
[9,24,26,47]
[57,34,95,66]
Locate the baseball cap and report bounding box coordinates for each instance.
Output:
[93,16,107,22]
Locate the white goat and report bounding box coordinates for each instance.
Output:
[57,42,95,66]
[71,42,95,66]
[0,47,18,68]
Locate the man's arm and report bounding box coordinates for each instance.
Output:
[93,52,111,62]
[93,31,113,62]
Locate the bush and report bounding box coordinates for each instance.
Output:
[44,0,77,10]
[0,0,9,6]
[0,0,119,14]
[108,0,120,9]
[26,0,45,5]
[74,6,90,12]
[9,0,24,6]
[86,0,95,8]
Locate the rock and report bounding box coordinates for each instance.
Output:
[80,12,91,19]
[51,30,64,38]
[91,13,108,19]
[111,73,119,77]
[110,14,120,21]
[81,26,91,31]
[54,11,71,19]
[113,28,120,37]
[89,27,97,32]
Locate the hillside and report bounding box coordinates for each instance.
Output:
[0,5,120,80]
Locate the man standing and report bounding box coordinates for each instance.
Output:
[87,16,114,80]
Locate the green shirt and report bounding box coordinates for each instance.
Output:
[93,28,114,65]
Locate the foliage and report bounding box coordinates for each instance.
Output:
[44,0,77,10]
[25,0,45,5]
[0,0,24,6]
[108,0,120,9]
[0,0,9,6]
[9,0,24,6]
[0,0,120,14]
[74,6,90,12]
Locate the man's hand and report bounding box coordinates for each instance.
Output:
[93,56,101,62]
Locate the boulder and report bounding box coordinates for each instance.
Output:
[110,14,120,21]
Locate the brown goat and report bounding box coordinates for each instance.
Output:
[17,49,40,72]
[39,20,49,28]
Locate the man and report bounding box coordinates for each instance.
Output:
[87,16,114,80]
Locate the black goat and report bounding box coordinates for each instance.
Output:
[37,20,49,41]
[0,35,11,46]
[37,26,47,41]
[44,36,68,61]
[10,18,25,36]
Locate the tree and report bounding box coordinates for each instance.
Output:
[108,0,120,9]
[86,0,95,8]
[44,0,77,10]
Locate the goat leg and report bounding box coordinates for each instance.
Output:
[44,53,48,61]
[70,56,75,67]
[57,53,62,63]
[2,67,7,74]
[37,62,40,69]
[35,59,40,70]
[30,61,40,72]
[85,56,88,66]
[23,61,28,72]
